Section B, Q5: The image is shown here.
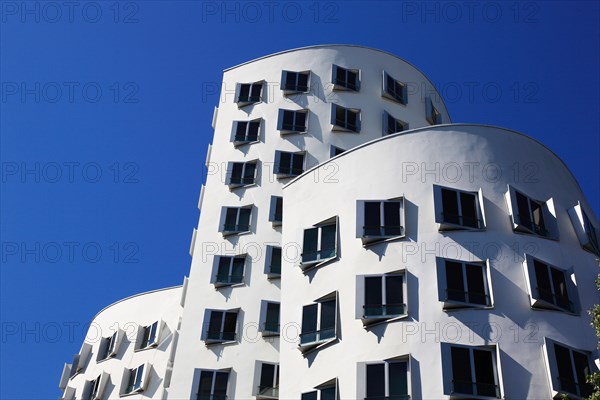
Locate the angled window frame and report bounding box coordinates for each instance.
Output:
[212,254,247,288]
[568,201,600,256]
[220,205,253,236]
[82,372,109,400]
[135,320,163,351]
[436,257,494,309]
[441,342,503,399]
[425,96,442,124]
[121,362,150,396]
[300,216,339,270]
[382,110,408,135]
[433,185,486,231]
[382,71,408,105]
[202,308,240,345]
[505,184,558,239]
[97,329,123,361]
[332,64,360,91]
[281,70,311,94]
[195,369,231,400]
[301,378,338,400]
[264,245,282,279]
[359,198,405,246]
[259,300,281,337]
[69,342,92,378]
[269,196,283,226]
[542,337,595,399]
[299,292,339,354]
[360,269,408,327]
[522,254,579,314]
[257,362,280,399]
[362,355,412,400]
[231,118,261,147]
[330,103,361,133]
[236,80,264,108]
[277,108,309,134]
[226,160,258,189]
[273,150,306,178]
[329,145,345,158]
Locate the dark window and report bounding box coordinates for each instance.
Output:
[554,343,592,397]
[126,365,144,393]
[333,65,359,91]
[440,188,481,229]
[582,210,600,254]
[300,298,336,346]
[223,207,251,234]
[234,120,260,143]
[364,201,403,237]
[275,151,304,177]
[279,109,307,132]
[206,311,238,342]
[237,82,263,105]
[533,259,572,312]
[282,71,309,92]
[258,363,279,397]
[140,321,158,348]
[332,104,360,132]
[426,96,442,124]
[444,260,490,306]
[366,361,408,399]
[330,146,345,157]
[228,162,256,186]
[263,303,280,334]
[515,190,548,236]
[267,246,282,277]
[215,256,245,286]
[364,275,405,318]
[302,222,337,264]
[383,72,407,104]
[197,370,229,400]
[450,346,499,397]
[301,392,317,400]
[384,112,407,135]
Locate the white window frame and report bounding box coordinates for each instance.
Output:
[220,205,253,236]
[277,108,308,134]
[69,342,92,378]
[568,202,600,256]
[202,308,240,345]
[281,70,311,94]
[269,196,283,226]
[436,257,494,309]
[360,270,408,327]
[358,198,405,246]
[542,337,595,399]
[441,342,503,399]
[121,362,150,396]
[330,103,361,133]
[332,64,360,91]
[360,356,412,400]
[299,292,338,353]
[522,254,579,314]
[274,150,305,178]
[259,300,280,337]
[300,216,339,270]
[264,245,282,279]
[505,184,558,239]
[433,185,486,231]
[425,96,442,124]
[212,254,246,287]
[232,118,261,146]
[382,71,408,105]
[382,111,408,135]
[226,160,258,189]
[236,81,264,107]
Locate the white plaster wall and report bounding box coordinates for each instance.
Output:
[61,286,183,400]
[280,124,599,399]
[168,45,451,399]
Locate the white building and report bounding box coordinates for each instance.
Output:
[59,45,600,400]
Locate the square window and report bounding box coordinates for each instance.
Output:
[220,206,252,236]
[331,104,361,133]
[237,81,263,107]
[360,199,405,245]
[362,272,407,326]
[197,370,230,400]
[301,217,338,269]
[544,338,594,399]
[436,258,493,309]
[568,202,600,256]
[269,196,283,226]
[383,111,408,135]
[382,71,408,105]
[260,301,280,337]
[213,255,246,287]
[425,96,442,124]
[505,185,558,239]
[332,65,360,91]
[265,246,282,278]
[281,70,310,93]
[433,185,485,230]
[277,109,308,134]
[274,151,305,178]
[365,359,409,400]
[441,343,501,398]
[232,119,261,146]
[203,310,239,344]
[299,292,338,352]
[522,254,578,313]
[227,161,258,188]
[257,363,279,398]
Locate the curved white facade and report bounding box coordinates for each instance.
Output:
[59,46,599,400]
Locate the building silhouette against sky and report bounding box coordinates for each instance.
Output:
[59,45,600,400]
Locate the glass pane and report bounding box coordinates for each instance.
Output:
[574,351,592,397]
[265,303,280,331]
[320,386,336,400]
[250,83,262,99]
[222,312,237,340]
[555,344,577,395]
[441,188,460,225]
[383,202,402,236]
[301,391,317,400]
[320,299,336,330]
[460,192,479,228]
[248,121,260,139]
[320,224,337,258]
[364,202,381,236]
[297,73,309,90]
[295,112,306,129]
[243,163,256,183]
[282,110,294,128]
[386,75,395,95]
[389,361,408,396]
[335,105,345,126]
[531,200,546,234]
[445,261,465,302]
[465,264,487,305]
[238,84,250,101]
[364,277,382,316]
[278,152,291,174]
[224,208,238,227]
[271,247,282,271]
[198,371,214,397]
[301,304,318,333]
[217,257,231,278]
[238,208,251,230]
[534,260,553,304]
[214,372,229,397]
[303,228,319,262]
[231,258,244,280]
[235,121,247,137]
[230,163,243,183]
[274,197,283,221]
[347,70,357,89]
[366,363,385,398]
[551,268,570,310]
[346,110,357,130]
[515,191,532,228]
[292,153,304,175]
[260,363,275,388]
[386,275,404,313]
[473,350,496,397]
[208,312,223,337]
[451,346,473,395]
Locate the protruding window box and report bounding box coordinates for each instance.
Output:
[425,96,442,124]
[277,109,308,135]
[265,246,282,279]
[196,370,230,400]
[220,206,252,237]
[505,185,558,239]
[82,372,109,400]
[202,309,239,345]
[257,363,279,399]
[281,70,310,94]
[300,217,338,270]
[383,111,408,135]
[361,272,408,327]
[232,119,261,147]
[543,338,595,399]
[213,255,246,288]
[434,185,486,231]
[568,201,600,256]
[269,196,283,226]
[360,199,405,246]
[299,292,338,354]
[274,151,305,179]
[260,301,280,337]
[363,357,411,400]
[135,321,162,351]
[332,65,360,91]
[226,161,257,190]
[382,71,408,105]
[121,363,151,396]
[302,378,338,400]
[69,343,92,378]
[236,81,264,108]
[331,104,361,133]
[436,258,494,310]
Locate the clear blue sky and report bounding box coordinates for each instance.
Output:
[1,1,599,398]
